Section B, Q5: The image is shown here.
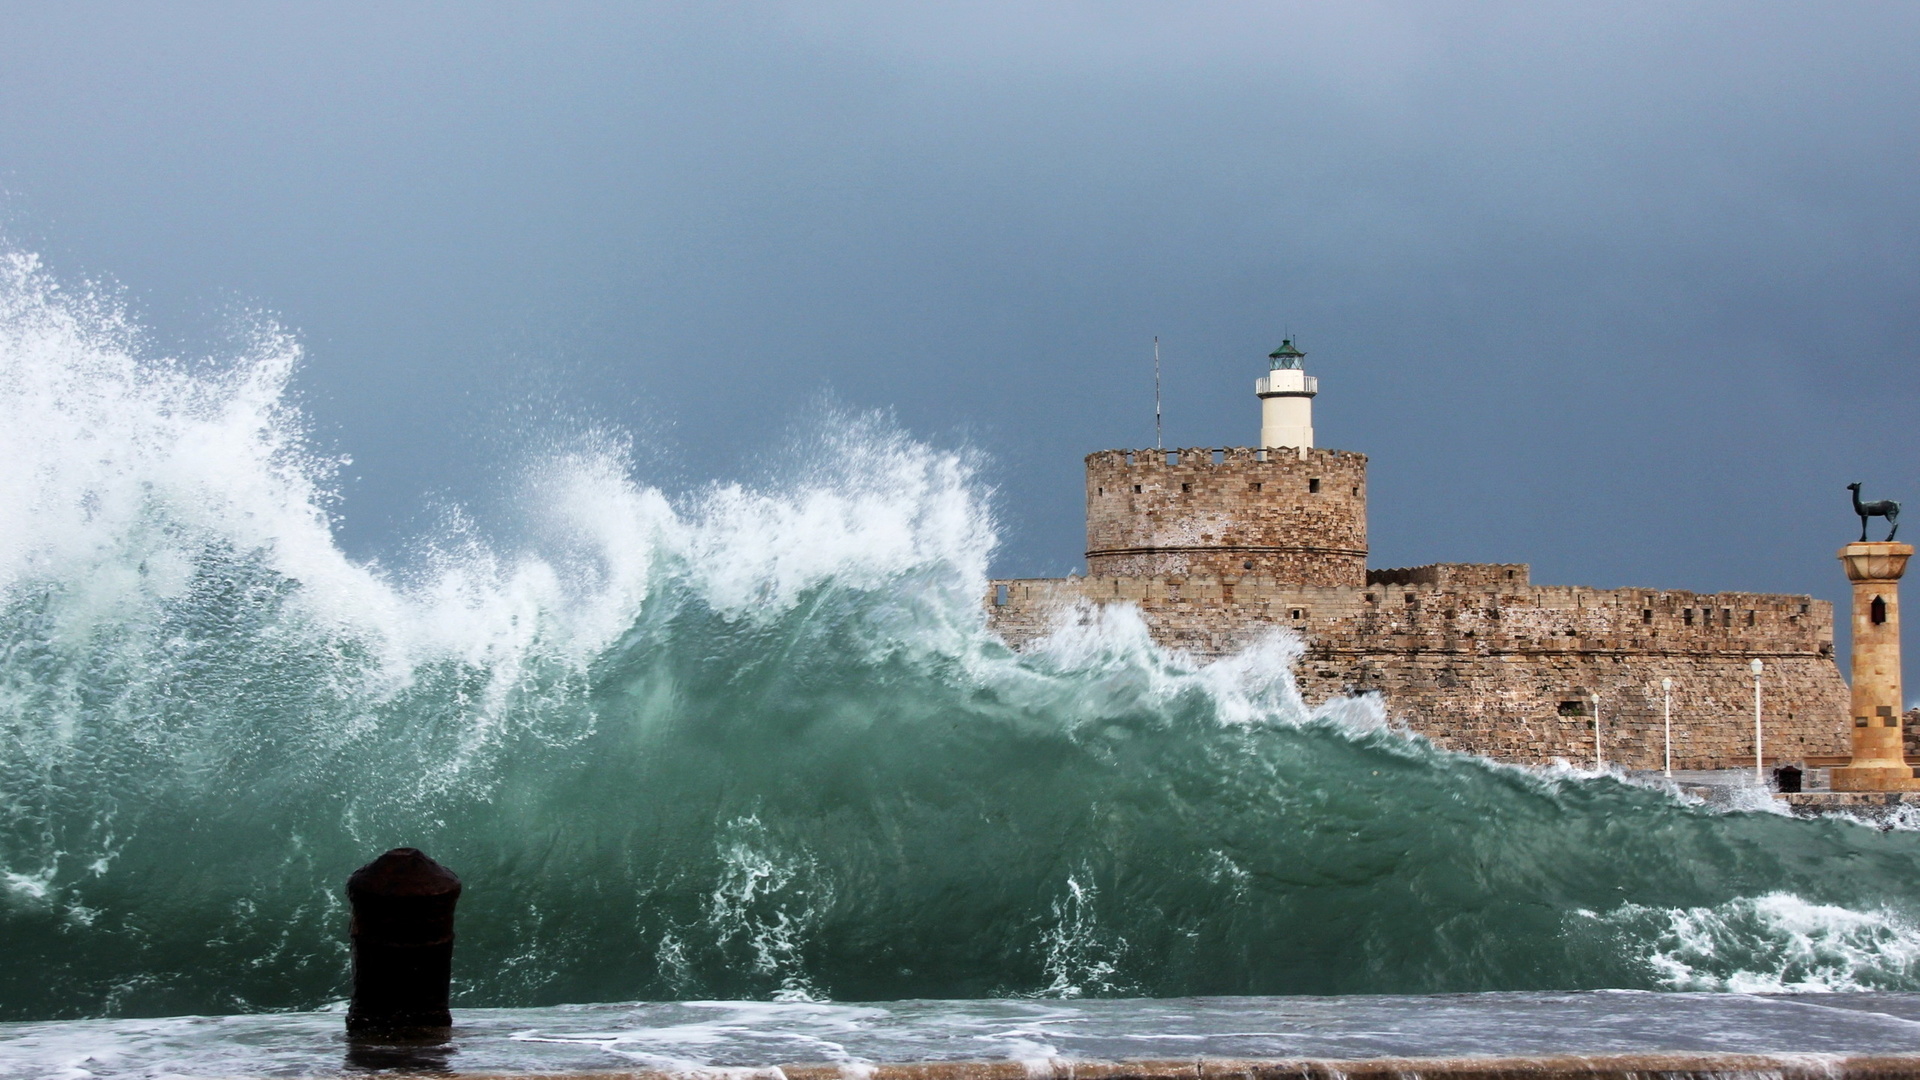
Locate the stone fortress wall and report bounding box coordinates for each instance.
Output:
[986,567,1849,769]
[1085,447,1367,585]
[991,440,1853,770]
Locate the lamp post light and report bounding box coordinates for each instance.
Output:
[1661,677,1674,778]
[1751,658,1765,786]
[1592,692,1604,772]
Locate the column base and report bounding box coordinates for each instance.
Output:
[1830,764,1920,792]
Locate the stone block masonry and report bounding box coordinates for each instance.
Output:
[985,571,1849,770]
[1085,447,1367,585]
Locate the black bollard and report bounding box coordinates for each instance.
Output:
[346,847,462,1038]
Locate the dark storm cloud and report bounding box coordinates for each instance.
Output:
[2,2,1917,660]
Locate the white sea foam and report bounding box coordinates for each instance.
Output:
[0,248,998,733]
[1589,892,1920,992]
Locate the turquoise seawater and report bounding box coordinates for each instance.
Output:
[5,248,1920,1021]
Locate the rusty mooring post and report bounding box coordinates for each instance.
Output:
[346,847,462,1038]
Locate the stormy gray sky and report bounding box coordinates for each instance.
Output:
[3,3,1918,639]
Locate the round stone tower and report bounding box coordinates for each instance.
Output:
[1084,341,1366,585]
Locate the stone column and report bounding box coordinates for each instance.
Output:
[1831,541,1920,791]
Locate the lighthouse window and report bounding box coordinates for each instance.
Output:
[1873,596,1888,624]
[1309,478,1321,493]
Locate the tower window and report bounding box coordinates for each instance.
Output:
[1097,487,1104,495]
[1250,482,1262,492]
[1166,452,1179,465]
[1290,609,1304,620]
[1352,486,1359,496]
[1683,608,1694,625]
[1309,478,1321,493]
[1642,609,1653,623]
[1873,595,1888,624]
[994,584,1009,606]
[1181,483,1192,493]
[1133,485,1142,494]
[1746,610,1756,627]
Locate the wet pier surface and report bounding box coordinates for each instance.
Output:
[5,992,1920,1079]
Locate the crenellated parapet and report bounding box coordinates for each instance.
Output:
[1084,447,1367,585]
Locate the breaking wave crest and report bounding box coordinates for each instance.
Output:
[4,247,1920,1021]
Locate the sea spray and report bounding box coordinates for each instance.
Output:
[5,247,1920,1021]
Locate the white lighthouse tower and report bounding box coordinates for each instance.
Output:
[1256,338,1317,449]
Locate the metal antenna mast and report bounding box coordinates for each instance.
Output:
[1153,336,1163,450]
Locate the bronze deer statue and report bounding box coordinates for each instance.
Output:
[1849,482,1901,542]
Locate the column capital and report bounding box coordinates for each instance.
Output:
[1839,541,1913,583]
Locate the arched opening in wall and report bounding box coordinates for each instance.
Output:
[1873,595,1888,624]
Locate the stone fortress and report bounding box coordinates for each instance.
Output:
[986,340,1860,771]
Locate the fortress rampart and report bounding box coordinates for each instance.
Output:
[985,569,1849,769]
[991,340,1855,772]
[1085,447,1366,585]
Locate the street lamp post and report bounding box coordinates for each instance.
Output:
[1592,692,1604,772]
[1662,677,1674,778]
[1751,658,1765,786]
